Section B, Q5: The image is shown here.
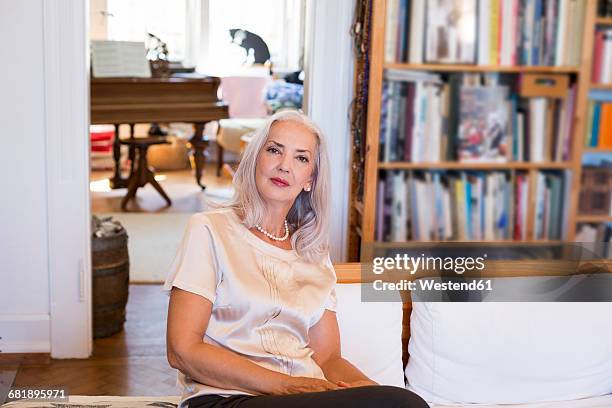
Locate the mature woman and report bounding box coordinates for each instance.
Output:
[164,111,428,408]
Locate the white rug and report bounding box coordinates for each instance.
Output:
[97,213,191,283]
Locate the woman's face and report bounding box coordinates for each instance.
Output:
[255,120,317,207]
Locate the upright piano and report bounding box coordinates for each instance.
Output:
[90,76,229,190]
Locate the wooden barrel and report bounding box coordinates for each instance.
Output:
[92,229,129,338]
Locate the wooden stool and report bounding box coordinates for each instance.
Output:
[120,137,172,210]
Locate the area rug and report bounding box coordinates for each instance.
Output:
[96,213,191,283]
[1,395,181,407]
[0,369,17,405]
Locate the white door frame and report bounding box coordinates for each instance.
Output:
[43,0,92,358]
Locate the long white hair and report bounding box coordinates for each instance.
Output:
[225,110,331,264]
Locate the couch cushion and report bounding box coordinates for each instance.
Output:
[217,118,267,153]
[406,300,612,404]
[335,283,405,387]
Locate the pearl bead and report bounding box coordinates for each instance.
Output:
[255,220,289,241]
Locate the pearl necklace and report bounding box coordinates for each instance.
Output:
[254,220,289,241]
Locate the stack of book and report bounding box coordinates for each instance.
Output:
[518,90,577,162]
[532,171,567,240]
[375,170,569,242]
[379,71,576,162]
[379,70,445,162]
[592,28,612,84]
[385,0,585,66]
[586,90,612,148]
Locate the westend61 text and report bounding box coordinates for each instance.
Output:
[373,279,493,292]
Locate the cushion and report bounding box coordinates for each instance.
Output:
[406,296,612,404]
[335,283,405,387]
[217,118,267,153]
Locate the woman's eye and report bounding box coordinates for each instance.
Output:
[297,156,309,163]
[266,146,280,154]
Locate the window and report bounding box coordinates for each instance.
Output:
[106,0,187,61]
[206,0,303,73]
[98,0,303,73]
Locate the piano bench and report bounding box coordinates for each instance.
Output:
[119,137,171,210]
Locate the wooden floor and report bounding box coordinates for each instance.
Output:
[91,163,234,214]
[6,285,179,397]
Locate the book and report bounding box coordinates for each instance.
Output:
[409,0,426,63]
[457,85,510,162]
[424,0,477,64]
[385,0,400,62]
[599,103,612,148]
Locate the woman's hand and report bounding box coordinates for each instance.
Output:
[277,376,340,394]
[336,379,379,388]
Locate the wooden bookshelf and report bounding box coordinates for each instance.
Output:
[348,0,604,261]
[595,17,612,25]
[583,147,612,154]
[373,240,565,249]
[386,63,581,73]
[378,162,573,170]
[576,215,612,223]
[591,83,612,90]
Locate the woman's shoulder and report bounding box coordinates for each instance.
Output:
[187,208,239,232]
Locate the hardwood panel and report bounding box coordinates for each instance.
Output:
[7,285,179,397]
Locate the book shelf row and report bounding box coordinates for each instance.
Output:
[380,70,576,164]
[385,0,585,67]
[375,169,569,243]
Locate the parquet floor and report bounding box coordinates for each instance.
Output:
[8,285,180,397]
[90,164,234,214]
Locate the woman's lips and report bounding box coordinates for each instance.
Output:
[270,177,289,187]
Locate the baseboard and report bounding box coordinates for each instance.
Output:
[130,280,164,284]
[0,352,50,365]
[0,314,51,354]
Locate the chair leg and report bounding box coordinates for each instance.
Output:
[147,170,172,206]
[128,124,136,177]
[121,172,140,210]
[216,145,224,177]
[189,123,207,190]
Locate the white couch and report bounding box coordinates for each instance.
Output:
[4,265,612,408]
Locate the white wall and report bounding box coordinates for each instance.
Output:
[0,0,91,357]
[90,0,108,40]
[304,0,355,262]
[0,0,52,353]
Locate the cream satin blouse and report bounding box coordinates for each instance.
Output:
[162,208,337,407]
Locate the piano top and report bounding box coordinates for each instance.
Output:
[91,76,220,84]
[90,76,229,125]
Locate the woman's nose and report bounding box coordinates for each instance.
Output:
[278,154,292,173]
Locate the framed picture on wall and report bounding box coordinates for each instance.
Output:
[425,0,477,64]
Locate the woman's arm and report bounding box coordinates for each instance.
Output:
[308,310,378,387]
[167,287,339,395]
